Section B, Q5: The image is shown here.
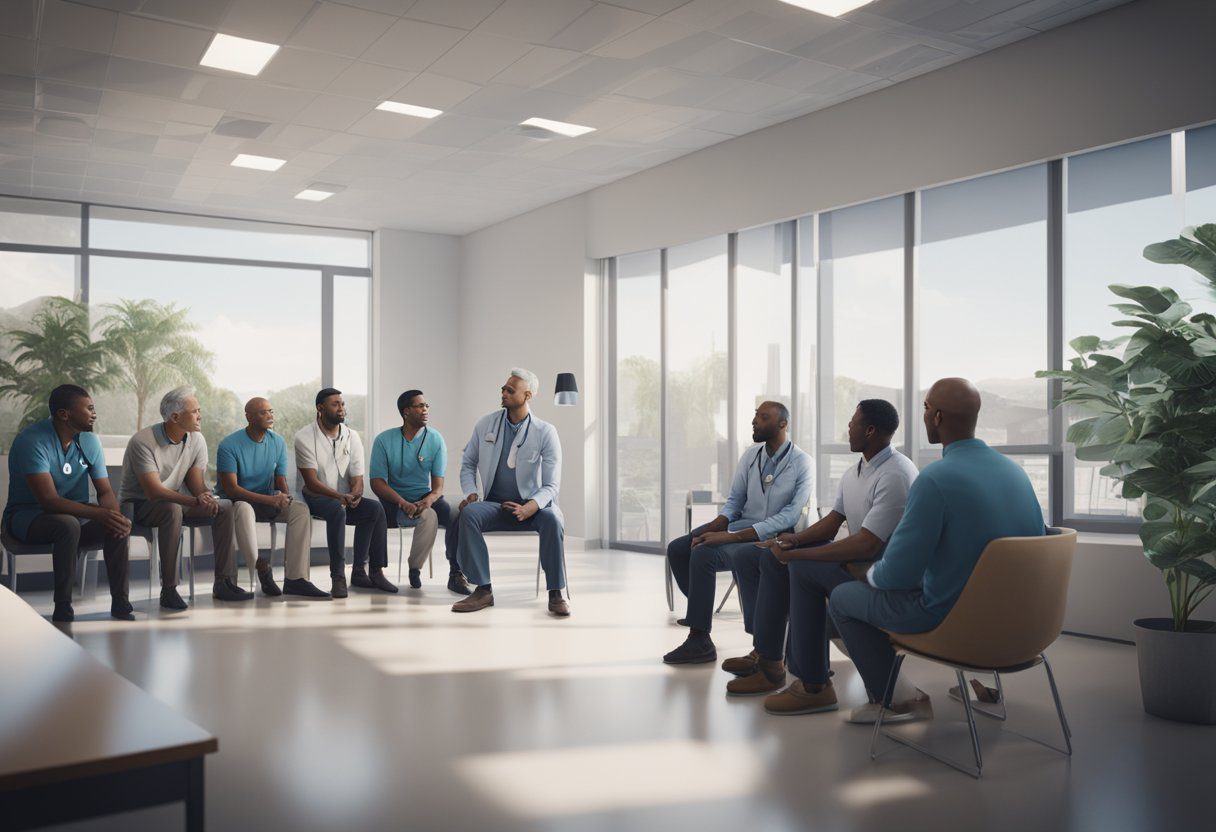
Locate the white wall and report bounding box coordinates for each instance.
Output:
[585,0,1216,257]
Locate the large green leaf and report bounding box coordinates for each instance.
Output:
[1112,440,1162,465]
[1191,223,1216,252]
[1109,284,1176,314]
[1143,498,1171,521]
[1179,559,1216,587]
[1143,239,1216,281]
[1069,335,1100,356]
[1183,460,1216,478]
[1160,301,1194,325]
[1074,442,1122,462]
[1124,468,1188,501]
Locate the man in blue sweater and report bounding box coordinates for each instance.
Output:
[826,378,1044,722]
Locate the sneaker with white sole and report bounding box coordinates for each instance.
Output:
[847,689,933,724]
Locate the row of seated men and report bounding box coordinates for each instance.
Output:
[663,378,1044,724]
[2,368,570,623]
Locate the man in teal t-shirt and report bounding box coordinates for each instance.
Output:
[369,389,469,593]
[217,397,327,600]
[3,384,133,622]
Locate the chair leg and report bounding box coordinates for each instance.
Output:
[664,556,674,612]
[187,529,195,601]
[429,543,433,580]
[149,532,157,602]
[715,576,737,614]
[535,552,541,598]
[6,548,16,593]
[397,528,404,583]
[956,669,985,776]
[1041,654,1073,755]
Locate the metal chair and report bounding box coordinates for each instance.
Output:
[1,522,105,600]
[871,527,1077,778]
[243,520,280,591]
[665,490,720,612]
[384,508,434,583]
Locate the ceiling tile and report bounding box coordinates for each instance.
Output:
[392,73,482,110]
[259,48,353,90]
[179,72,255,110]
[346,109,433,141]
[477,0,596,43]
[590,17,697,60]
[220,0,316,43]
[409,114,508,148]
[360,19,468,71]
[760,57,840,91]
[111,15,212,68]
[549,4,654,52]
[491,46,581,86]
[0,0,35,38]
[326,62,416,101]
[36,45,111,86]
[2,76,38,110]
[599,0,688,13]
[40,0,117,53]
[231,84,316,121]
[541,56,646,97]
[37,82,104,116]
[294,94,375,131]
[404,0,504,30]
[673,37,795,80]
[0,36,36,75]
[105,57,195,98]
[288,2,398,57]
[137,0,231,29]
[427,32,533,84]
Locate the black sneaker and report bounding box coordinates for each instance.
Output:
[447,572,472,595]
[350,570,375,589]
[258,565,282,597]
[160,587,188,611]
[663,633,717,665]
[213,578,254,602]
[331,574,348,599]
[283,578,331,599]
[675,618,689,627]
[52,601,74,622]
[408,568,422,589]
[110,597,135,621]
[370,571,398,593]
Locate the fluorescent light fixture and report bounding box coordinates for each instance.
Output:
[295,189,334,201]
[777,0,875,16]
[200,33,280,76]
[519,117,595,138]
[376,101,443,118]
[231,153,286,171]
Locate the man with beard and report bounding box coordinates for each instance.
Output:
[295,388,392,598]
[663,401,813,665]
[3,384,132,622]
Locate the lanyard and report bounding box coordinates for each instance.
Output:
[494,411,532,469]
[60,435,91,476]
[756,442,791,492]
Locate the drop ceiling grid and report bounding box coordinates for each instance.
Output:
[0,0,1132,234]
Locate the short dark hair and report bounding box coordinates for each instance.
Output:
[857,399,899,436]
[48,384,90,416]
[315,387,341,407]
[764,400,790,425]
[397,389,423,415]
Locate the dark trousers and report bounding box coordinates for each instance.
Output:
[24,512,130,605]
[303,493,387,575]
[753,557,855,683]
[667,530,794,634]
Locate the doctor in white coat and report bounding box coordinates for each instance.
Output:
[453,368,568,616]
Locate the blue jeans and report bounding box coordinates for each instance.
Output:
[456,501,565,590]
[392,495,461,575]
[753,555,851,683]
[829,581,944,703]
[303,493,387,575]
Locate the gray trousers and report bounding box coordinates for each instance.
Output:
[23,512,130,604]
[456,501,565,590]
[133,498,236,588]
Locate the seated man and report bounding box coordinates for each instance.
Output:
[452,368,568,616]
[3,384,132,622]
[827,378,1045,722]
[295,388,393,597]
[734,400,918,709]
[370,389,470,593]
[121,386,250,610]
[663,401,812,665]
[218,397,328,600]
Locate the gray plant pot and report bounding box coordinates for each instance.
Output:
[1133,618,1216,725]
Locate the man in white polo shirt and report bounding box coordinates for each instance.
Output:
[729,400,919,714]
[294,388,393,598]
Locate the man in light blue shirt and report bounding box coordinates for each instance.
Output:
[370,389,470,594]
[3,384,132,622]
[663,401,813,665]
[827,378,1045,722]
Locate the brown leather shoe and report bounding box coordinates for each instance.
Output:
[764,680,839,715]
[452,586,494,613]
[726,660,785,696]
[548,595,570,617]
[721,649,759,677]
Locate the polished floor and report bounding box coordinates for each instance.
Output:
[24,540,1215,832]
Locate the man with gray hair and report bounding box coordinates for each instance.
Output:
[452,369,569,616]
[120,386,250,610]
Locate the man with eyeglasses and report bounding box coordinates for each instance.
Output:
[218,397,326,599]
[3,384,132,622]
[295,388,393,598]
[369,390,471,593]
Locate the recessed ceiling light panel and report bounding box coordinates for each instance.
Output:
[295,189,334,201]
[200,33,280,76]
[231,153,286,171]
[376,101,443,118]
[778,0,874,16]
[519,117,595,138]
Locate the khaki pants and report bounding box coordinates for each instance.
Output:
[133,498,236,588]
[397,506,438,571]
[233,499,312,581]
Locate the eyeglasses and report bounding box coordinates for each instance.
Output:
[409,403,430,410]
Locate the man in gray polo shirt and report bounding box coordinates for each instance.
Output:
[728,400,918,712]
[120,386,250,610]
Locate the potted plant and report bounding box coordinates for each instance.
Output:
[1038,223,1216,725]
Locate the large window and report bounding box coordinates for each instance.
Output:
[609,123,1216,547]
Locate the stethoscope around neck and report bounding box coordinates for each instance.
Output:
[60,436,92,476]
[755,441,792,493]
[400,424,429,468]
[485,410,532,469]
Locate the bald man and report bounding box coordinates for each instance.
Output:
[815,378,1044,723]
[217,398,329,599]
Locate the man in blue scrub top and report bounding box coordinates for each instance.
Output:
[370,389,471,593]
[827,378,1045,722]
[663,401,813,665]
[3,384,132,622]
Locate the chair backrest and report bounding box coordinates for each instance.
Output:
[891,528,1077,669]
